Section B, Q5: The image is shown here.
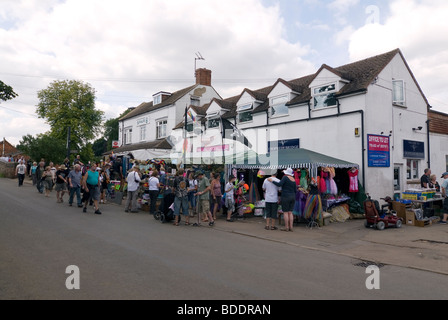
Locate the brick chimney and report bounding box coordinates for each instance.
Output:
[195,68,212,86]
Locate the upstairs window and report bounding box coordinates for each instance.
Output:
[270,95,289,117]
[124,128,132,145]
[207,117,220,129]
[139,125,146,141]
[238,103,253,123]
[190,97,200,107]
[153,94,162,105]
[393,80,406,106]
[156,120,167,139]
[313,83,337,109]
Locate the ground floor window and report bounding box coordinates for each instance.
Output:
[406,159,419,180]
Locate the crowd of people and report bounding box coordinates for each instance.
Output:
[13,154,231,227]
[17,155,122,215]
[13,155,448,229]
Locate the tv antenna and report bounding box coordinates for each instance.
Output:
[194,52,205,75]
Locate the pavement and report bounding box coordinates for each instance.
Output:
[16,176,448,276]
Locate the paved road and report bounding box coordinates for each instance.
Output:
[1,178,448,300]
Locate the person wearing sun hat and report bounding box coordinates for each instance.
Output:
[440,172,448,224]
[268,168,297,231]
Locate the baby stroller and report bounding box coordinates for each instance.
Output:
[364,194,402,230]
[154,191,177,223]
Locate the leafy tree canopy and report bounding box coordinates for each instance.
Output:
[0,80,18,101]
[17,133,67,164]
[36,80,104,149]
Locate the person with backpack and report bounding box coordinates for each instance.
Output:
[125,166,141,213]
[172,169,190,226]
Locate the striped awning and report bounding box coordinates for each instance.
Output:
[231,148,358,176]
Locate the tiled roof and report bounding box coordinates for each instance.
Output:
[428,110,448,135]
[173,49,429,127]
[229,49,405,116]
[119,84,198,121]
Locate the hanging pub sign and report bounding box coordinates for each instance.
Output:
[403,140,425,159]
[368,134,390,167]
[268,139,300,152]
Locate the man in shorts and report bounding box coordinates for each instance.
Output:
[439,172,448,224]
[172,169,190,226]
[196,171,214,226]
[82,162,102,215]
[262,170,280,230]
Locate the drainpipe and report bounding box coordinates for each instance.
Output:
[426,119,431,168]
[360,110,366,189]
[307,101,311,119]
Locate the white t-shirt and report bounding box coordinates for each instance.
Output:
[126,171,141,192]
[225,182,235,201]
[148,177,160,191]
[188,179,198,191]
[16,164,26,175]
[262,177,280,203]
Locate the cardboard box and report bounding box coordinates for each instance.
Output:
[415,219,430,227]
[406,210,416,226]
[393,201,407,221]
[405,210,437,227]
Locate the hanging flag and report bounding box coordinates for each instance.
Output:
[187,110,196,122]
[221,117,252,148]
[182,138,188,155]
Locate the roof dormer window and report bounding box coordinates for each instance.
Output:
[312,83,337,109]
[153,91,171,105]
[153,94,162,105]
[270,95,289,117]
[237,103,253,123]
[207,117,220,129]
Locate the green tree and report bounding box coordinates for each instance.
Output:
[0,80,18,101]
[17,133,67,164]
[36,80,104,152]
[92,138,107,157]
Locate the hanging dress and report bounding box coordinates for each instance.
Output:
[304,180,322,221]
[300,169,308,190]
[348,169,359,193]
[328,167,338,195]
[294,170,301,186]
[293,189,308,217]
[319,170,328,194]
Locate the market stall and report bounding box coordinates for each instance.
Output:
[229,148,361,227]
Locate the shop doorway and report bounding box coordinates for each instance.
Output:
[394,165,402,192]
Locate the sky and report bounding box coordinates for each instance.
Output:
[1,0,448,147]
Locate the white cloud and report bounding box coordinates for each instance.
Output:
[346,0,448,113]
[0,0,316,145]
